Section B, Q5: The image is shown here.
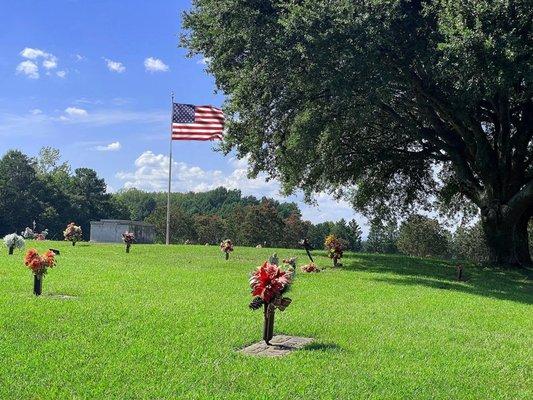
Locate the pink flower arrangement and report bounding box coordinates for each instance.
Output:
[63,222,82,245]
[220,239,234,259]
[122,232,135,245]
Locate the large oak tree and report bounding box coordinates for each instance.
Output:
[182,0,532,266]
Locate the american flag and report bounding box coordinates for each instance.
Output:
[171,103,224,141]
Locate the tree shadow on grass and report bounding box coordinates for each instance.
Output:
[342,253,532,305]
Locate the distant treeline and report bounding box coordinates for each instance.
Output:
[0,148,363,250]
[113,187,363,249]
[2,148,529,263]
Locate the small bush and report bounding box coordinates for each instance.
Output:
[397,215,451,258]
[452,223,490,264]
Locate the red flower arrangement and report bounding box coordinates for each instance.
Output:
[122,232,135,253]
[249,261,292,303]
[220,239,234,259]
[24,249,56,276]
[301,262,320,273]
[324,234,343,267]
[249,255,295,345]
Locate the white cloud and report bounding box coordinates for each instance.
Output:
[116,151,275,195]
[20,47,48,59]
[96,141,121,152]
[42,58,57,70]
[74,54,85,62]
[74,98,102,105]
[56,70,67,78]
[0,108,170,141]
[105,58,126,73]
[30,109,43,115]
[144,57,169,72]
[0,110,54,138]
[16,60,39,79]
[58,109,167,127]
[17,47,60,79]
[64,107,88,117]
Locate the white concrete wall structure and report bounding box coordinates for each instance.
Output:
[90,219,156,244]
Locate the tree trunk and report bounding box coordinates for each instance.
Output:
[481,213,531,267]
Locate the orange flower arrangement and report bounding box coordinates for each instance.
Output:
[301,262,320,273]
[24,249,56,275]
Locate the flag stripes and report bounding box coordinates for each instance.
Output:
[171,103,224,141]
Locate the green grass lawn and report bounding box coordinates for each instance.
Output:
[0,241,531,399]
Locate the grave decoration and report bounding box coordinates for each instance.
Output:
[35,229,48,240]
[301,263,320,273]
[63,222,82,246]
[249,254,294,345]
[282,257,297,269]
[122,232,135,253]
[24,249,56,296]
[3,233,25,255]
[299,238,314,262]
[21,227,49,240]
[324,234,343,267]
[220,239,234,260]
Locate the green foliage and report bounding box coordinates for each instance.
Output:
[193,214,226,244]
[182,0,533,265]
[452,222,491,264]
[69,168,121,235]
[282,212,312,248]
[364,219,399,254]
[397,214,451,258]
[145,204,196,244]
[240,199,285,247]
[0,149,126,239]
[331,218,363,251]
[0,150,46,234]
[307,222,334,250]
[115,186,362,249]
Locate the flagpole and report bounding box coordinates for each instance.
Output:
[165,92,174,245]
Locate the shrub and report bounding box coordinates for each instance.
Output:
[397,215,451,258]
[452,223,490,264]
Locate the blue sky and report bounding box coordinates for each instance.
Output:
[0,0,369,234]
